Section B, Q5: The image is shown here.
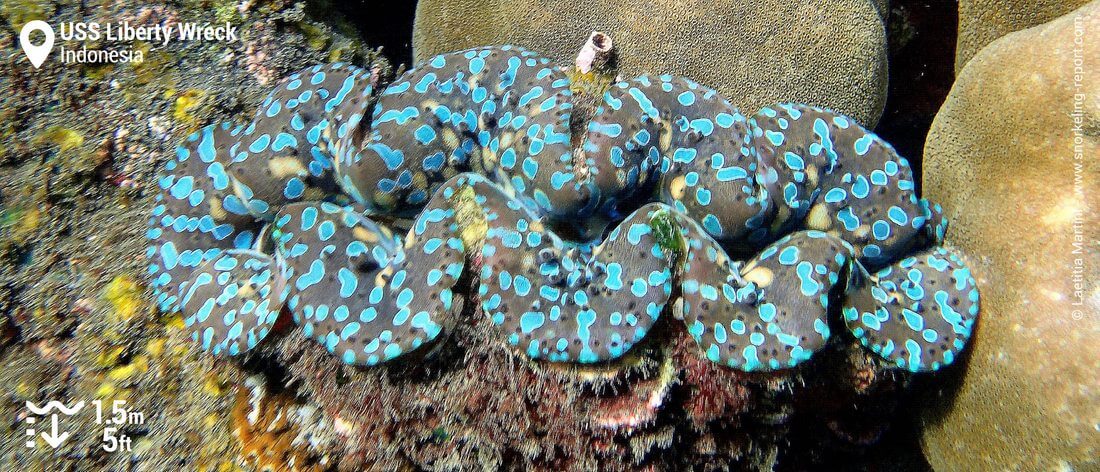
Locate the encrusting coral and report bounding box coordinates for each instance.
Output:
[920,3,1100,469]
[411,0,890,127]
[146,33,979,376]
[954,0,1094,71]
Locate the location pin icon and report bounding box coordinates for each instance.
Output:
[19,21,55,69]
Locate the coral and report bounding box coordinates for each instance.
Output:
[103,274,148,322]
[146,41,979,375]
[231,376,334,471]
[0,0,52,30]
[920,3,1100,469]
[0,205,40,258]
[412,0,888,127]
[954,0,1094,71]
[0,1,385,469]
[264,317,781,470]
[34,126,85,153]
[251,307,922,470]
[171,88,209,130]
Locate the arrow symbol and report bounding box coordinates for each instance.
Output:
[40,415,70,448]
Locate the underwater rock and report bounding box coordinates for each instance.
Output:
[411,0,889,127]
[920,4,1100,470]
[955,0,1094,71]
[266,313,915,470]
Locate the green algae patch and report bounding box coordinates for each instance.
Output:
[171,88,209,129]
[649,209,684,257]
[299,23,331,51]
[34,126,85,154]
[103,274,149,322]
